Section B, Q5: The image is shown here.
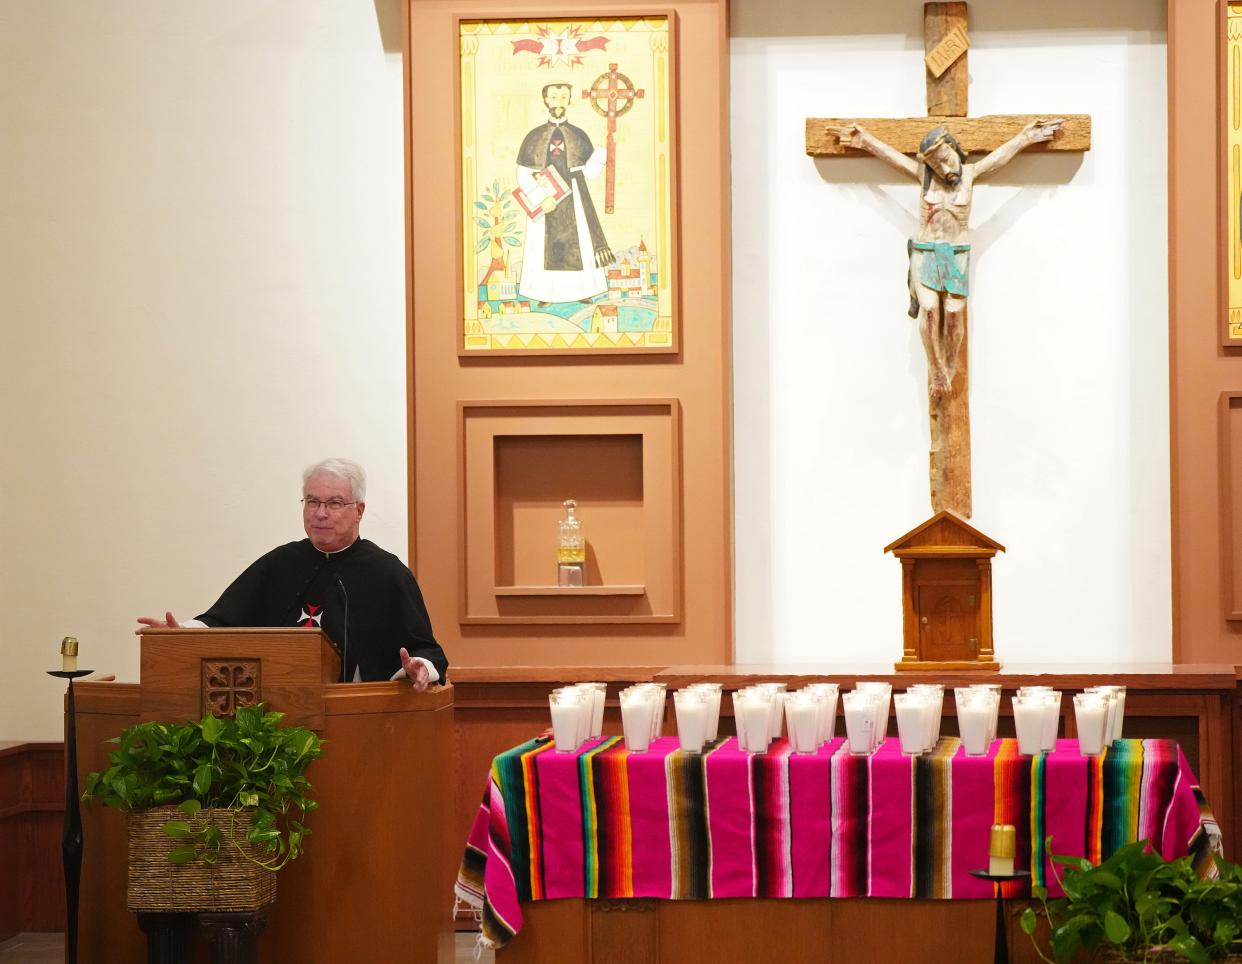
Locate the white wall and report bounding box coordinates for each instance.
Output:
[732,0,1171,666]
[0,1,408,740]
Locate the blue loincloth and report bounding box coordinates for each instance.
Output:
[909,240,971,297]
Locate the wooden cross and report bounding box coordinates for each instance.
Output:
[582,63,644,213]
[805,3,1091,519]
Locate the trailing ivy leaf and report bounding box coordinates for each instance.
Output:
[162,821,192,838]
[200,714,223,745]
[1102,910,1130,944]
[178,799,201,818]
[1169,935,1210,964]
[167,846,197,865]
[1020,907,1038,936]
[192,764,212,796]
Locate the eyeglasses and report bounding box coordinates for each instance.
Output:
[301,497,357,513]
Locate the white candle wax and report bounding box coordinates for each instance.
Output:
[1111,689,1126,743]
[621,696,653,752]
[588,684,606,739]
[741,696,773,753]
[785,698,818,754]
[894,696,926,755]
[1040,696,1061,751]
[1012,698,1044,756]
[958,702,992,756]
[1075,699,1108,755]
[843,697,876,755]
[675,695,707,753]
[550,699,583,752]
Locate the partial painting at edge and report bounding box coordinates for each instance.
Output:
[1229,5,1242,342]
[459,17,674,353]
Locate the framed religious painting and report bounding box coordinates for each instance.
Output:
[1224,2,1242,345]
[456,14,678,355]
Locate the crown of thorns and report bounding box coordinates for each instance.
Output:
[916,125,964,161]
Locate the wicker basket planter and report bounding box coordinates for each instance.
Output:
[127,806,276,912]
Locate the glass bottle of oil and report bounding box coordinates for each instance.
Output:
[557,499,586,587]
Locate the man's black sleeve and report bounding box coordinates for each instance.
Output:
[397,567,449,684]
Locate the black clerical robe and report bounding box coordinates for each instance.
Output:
[196,538,448,684]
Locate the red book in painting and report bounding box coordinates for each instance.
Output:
[513,166,571,220]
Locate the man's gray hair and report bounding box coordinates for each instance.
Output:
[302,457,367,502]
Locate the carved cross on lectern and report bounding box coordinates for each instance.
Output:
[806,3,1091,518]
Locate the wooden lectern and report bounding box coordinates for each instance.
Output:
[72,628,454,963]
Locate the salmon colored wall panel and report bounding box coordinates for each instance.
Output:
[407,0,731,667]
[1170,0,1242,663]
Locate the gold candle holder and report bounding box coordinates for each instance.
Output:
[988,823,1016,876]
[60,636,79,673]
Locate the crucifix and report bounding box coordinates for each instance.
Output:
[806,2,1091,519]
[582,63,644,213]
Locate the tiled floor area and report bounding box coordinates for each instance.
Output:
[0,931,494,963]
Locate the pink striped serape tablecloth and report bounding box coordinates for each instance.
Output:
[455,736,1221,949]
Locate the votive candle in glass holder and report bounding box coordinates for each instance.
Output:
[842,690,877,755]
[894,692,928,755]
[1039,692,1062,752]
[620,688,654,753]
[674,689,708,753]
[784,691,819,754]
[856,682,892,750]
[955,690,994,757]
[803,683,840,746]
[1011,695,1045,756]
[1073,693,1109,755]
[688,682,723,742]
[550,690,587,752]
[580,682,607,739]
[909,684,944,749]
[735,688,772,754]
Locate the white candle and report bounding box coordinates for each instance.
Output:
[894,693,926,755]
[550,696,584,752]
[674,690,708,753]
[60,636,79,673]
[1012,696,1044,756]
[1074,695,1109,755]
[958,701,993,756]
[585,683,607,740]
[1040,693,1061,751]
[785,696,819,754]
[741,693,774,753]
[842,691,876,755]
[621,693,653,753]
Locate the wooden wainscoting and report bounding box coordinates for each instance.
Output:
[0,742,66,940]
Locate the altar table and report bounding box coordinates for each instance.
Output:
[455,735,1221,950]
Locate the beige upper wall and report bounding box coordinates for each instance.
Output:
[0,1,409,741]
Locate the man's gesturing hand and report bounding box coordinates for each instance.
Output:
[399,648,431,692]
[135,611,180,635]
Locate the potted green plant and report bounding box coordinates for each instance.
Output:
[1021,838,1242,963]
[82,703,324,912]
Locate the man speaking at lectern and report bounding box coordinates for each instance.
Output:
[137,458,448,690]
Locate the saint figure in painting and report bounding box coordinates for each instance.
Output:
[516,83,615,304]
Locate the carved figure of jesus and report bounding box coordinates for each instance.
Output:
[829,119,1062,397]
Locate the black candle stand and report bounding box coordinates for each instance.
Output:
[48,669,93,964]
[968,868,1031,964]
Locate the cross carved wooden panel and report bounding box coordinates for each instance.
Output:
[201,659,261,718]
